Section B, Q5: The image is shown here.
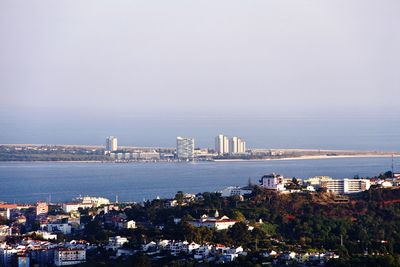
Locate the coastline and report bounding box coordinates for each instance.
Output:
[214,154,400,162]
[0,153,399,163]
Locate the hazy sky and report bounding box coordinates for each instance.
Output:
[1,1,399,147]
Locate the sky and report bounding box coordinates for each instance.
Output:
[0,0,399,148]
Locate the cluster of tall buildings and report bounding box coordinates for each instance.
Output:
[105,135,247,161]
[215,134,246,155]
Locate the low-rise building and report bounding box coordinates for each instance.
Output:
[304,176,333,189]
[220,186,252,197]
[62,203,93,213]
[320,179,371,194]
[36,202,48,217]
[74,196,110,207]
[194,245,212,260]
[41,223,72,235]
[54,248,86,266]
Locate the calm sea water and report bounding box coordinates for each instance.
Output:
[0,157,399,203]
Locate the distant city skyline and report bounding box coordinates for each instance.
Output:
[0,114,399,151]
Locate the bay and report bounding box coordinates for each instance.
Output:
[0,157,398,203]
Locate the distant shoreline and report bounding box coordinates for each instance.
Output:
[214,154,400,162]
[0,154,399,163]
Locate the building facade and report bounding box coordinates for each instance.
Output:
[105,136,118,152]
[220,186,253,197]
[176,137,195,160]
[230,137,246,154]
[54,249,86,266]
[259,173,286,191]
[215,134,229,155]
[189,211,238,230]
[36,202,48,216]
[320,179,371,194]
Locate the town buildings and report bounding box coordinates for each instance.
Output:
[176,137,195,160]
[107,236,129,250]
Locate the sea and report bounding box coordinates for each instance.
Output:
[0,157,399,204]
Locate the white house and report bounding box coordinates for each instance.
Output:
[259,173,286,191]
[189,211,238,230]
[41,223,72,235]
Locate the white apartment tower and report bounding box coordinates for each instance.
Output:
[106,136,118,152]
[320,179,371,194]
[230,137,246,154]
[215,134,229,155]
[176,137,195,160]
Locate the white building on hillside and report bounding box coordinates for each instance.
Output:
[75,196,110,207]
[259,173,286,191]
[320,179,371,194]
[189,211,238,230]
[62,202,93,213]
[41,223,72,235]
[220,186,252,197]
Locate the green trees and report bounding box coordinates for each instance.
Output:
[84,219,109,243]
[228,222,251,247]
